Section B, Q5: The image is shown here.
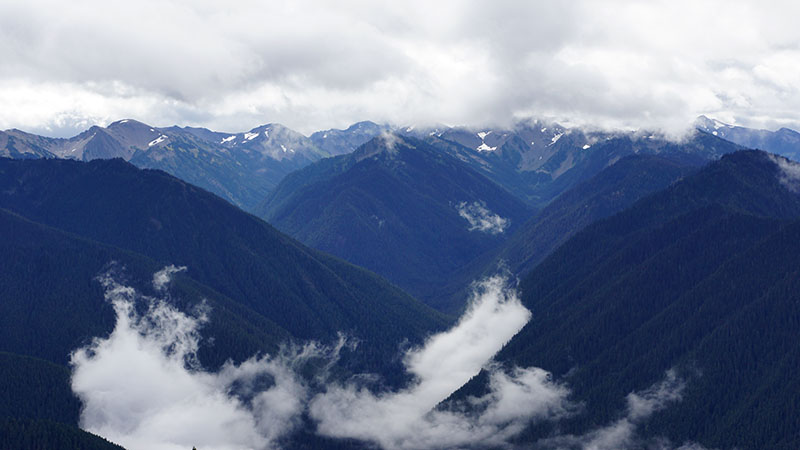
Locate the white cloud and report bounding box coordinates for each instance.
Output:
[768,153,800,192]
[537,369,692,450]
[152,264,186,291]
[1,0,800,136]
[70,266,323,450]
[70,268,710,450]
[457,201,509,234]
[626,369,686,421]
[309,274,574,449]
[71,269,575,449]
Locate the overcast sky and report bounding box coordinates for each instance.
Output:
[1,0,799,137]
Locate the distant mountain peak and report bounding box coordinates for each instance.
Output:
[250,123,296,134]
[310,121,393,157]
[346,120,381,131]
[107,118,147,128]
[352,132,414,162]
[695,115,732,131]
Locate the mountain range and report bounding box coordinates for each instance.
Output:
[0,120,385,212]
[261,133,533,301]
[264,129,742,310]
[6,115,796,216]
[4,115,800,449]
[696,115,800,161]
[0,157,448,446]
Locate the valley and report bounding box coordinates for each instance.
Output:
[3,115,800,449]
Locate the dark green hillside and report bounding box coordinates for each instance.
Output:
[0,156,452,448]
[496,154,700,277]
[0,352,81,425]
[0,207,292,368]
[456,150,800,449]
[0,207,309,450]
[428,154,701,313]
[0,158,448,374]
[0,418,124,450]
[261,134,533,301]
[0,352,124,449]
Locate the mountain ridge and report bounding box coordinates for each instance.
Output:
[452,150,800,449]
[261,133,533,303]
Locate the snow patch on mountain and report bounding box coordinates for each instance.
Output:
[476,130,497,152]
[148,135,167,147]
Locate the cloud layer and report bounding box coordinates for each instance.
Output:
[2,0,800,136]
[70,269,572,449]
[70,268,321,450]
[71,267,709,450]
[310,275,574,449]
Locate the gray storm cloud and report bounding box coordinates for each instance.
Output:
[2,0,800,136]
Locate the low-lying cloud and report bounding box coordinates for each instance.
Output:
[537,369,706,450]
[70,267,326,450]
[70,266,709,450]
[70,268,571,449]
[152,264,186,291]
[310,275,573,449]
[457,200,509,234]
[768,153,800,192]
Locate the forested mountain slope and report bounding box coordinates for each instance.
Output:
[261,134,533,301]
[455,150,800,449]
